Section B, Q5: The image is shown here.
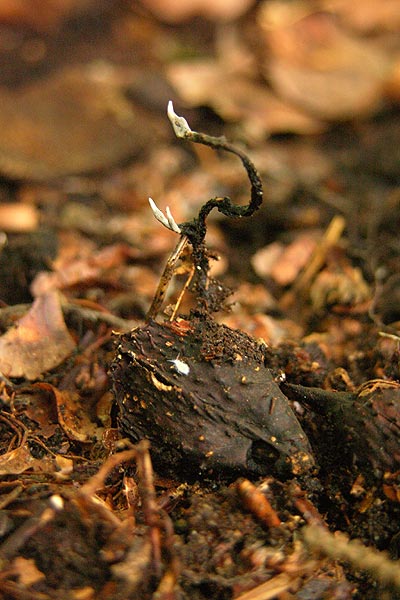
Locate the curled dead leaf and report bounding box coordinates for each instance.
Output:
[0,445,35,475]
[0,290,76,380]
[53,387,103,443]
[259,5,392,120]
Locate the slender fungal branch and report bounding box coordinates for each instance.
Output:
[167,101,263,246]
[147,102,264,320]
[148,198,181,234]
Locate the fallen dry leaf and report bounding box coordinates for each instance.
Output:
[0,290,76,380]
[0,445,37,475]
[24,389,59,438]
[0,63,166,179]
[141,0,255,23]
[252,235,317,286]
[220,312,303,345]
[55,454,74,476]
[168,60,324,137]
[31,242,130,296]
[53,387,103,443]
[259,4,392,120]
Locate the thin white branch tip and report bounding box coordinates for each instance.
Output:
[167,100,192,139]
[165,205,181,233]
[148,197,181,234]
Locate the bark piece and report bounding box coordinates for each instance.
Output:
[111,318,315,478]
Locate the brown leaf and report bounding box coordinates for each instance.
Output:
[53,387,103,443]
[259,7,392,120]
[31,242,130,296]
[141,0,255,23]
[24,388,59,438]
[0,290,76,380]
[252,236,316,285]
[168,60,324,137]
[0,446,34,475]
[0,63,166,180]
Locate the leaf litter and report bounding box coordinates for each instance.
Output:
[0,2,399,599]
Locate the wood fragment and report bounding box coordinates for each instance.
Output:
[237,478,282,528]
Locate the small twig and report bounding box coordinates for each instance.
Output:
[80,447,138,497]
[280,214,346,309]
[135,440,163,578]
[233,573,294,600]
[146,235,189,321]
[0,484,23,510]
[237,478,281,528]
[302,525,400,589]
[169,263,195,321]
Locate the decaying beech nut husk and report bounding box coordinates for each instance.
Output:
[284,379,400,477]
[111,318,315,478]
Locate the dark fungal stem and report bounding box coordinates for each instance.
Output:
[176,121,263,310]
[146,103,265,320]
[179,131,263,245]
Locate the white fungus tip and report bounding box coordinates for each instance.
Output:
[149,197,181,234]
[149,197,169,228]
[167,100,192,139]
[165,206,181,234]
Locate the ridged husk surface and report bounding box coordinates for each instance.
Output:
[111,318,315,478]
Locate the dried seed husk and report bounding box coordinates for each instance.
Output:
[111,319,315,479]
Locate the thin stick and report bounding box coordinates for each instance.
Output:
[169,263,195,321]
[234,573,293,600]
[280,214,346,309]
[146,235,189,321]
[303,525,400,589]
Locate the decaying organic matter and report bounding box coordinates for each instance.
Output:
[1,6,400,600]
[111,318,315,478]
